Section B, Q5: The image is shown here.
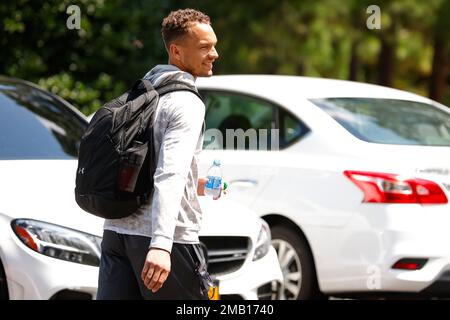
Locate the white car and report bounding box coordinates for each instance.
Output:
[0,76,282,300]
[196,75,450,299]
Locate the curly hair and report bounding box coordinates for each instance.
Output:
[161,8,211,51]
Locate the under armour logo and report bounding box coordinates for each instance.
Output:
[78,167,85,175]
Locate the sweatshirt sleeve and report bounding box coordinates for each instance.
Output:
[149,91,205,253]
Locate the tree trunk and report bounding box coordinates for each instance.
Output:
[429,0,450,103]
[349,41,359,81]
[377,37,395,87]
[296,61,305,76]
[429,36,449,102]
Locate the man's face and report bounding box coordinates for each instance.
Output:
[171,22,219,77]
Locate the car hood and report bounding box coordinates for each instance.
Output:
[0,160,105,237]
[199,197,261,238]
[0,160,261,239]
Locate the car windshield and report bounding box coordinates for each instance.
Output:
[311,98,450,146]
[0,82,87,160]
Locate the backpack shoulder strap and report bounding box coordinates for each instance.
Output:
[156,80,203,102]
[122,79,156,104]
[155,80,205,135]
[132,78,154,92]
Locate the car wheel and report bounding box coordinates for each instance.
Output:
[0,260,8,300]
[271,225,323,300]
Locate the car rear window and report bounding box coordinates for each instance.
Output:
[311,98,450,146]
[0,83,87,160]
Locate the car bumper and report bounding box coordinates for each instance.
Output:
[2,230,282,300]
[1,233,98,300]
[317,203,450,296]
[215,246,283,300]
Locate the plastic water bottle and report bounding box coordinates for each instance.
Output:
[205,159,222,198]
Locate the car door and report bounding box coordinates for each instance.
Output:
[198,90,309,209]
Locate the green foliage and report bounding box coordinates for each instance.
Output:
[1,0,172,114]
[185,0,449,105]
[37,72,127,115]
[0,0,449,110]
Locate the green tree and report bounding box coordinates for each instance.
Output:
[429,0,450,102]
[1,0,449,110]
[1,0,172,114]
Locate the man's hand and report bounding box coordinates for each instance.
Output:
[198,178,227,199]
[197,178,208,196]
[141,248,171,293]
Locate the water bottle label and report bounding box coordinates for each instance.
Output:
[206,176,222,189]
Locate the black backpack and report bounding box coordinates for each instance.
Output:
[75,79,202,219]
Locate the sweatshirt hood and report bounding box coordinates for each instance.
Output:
[143,64,196,89]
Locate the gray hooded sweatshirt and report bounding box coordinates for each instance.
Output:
[103,64,205,253]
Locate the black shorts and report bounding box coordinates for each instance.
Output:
[97,230,209,300]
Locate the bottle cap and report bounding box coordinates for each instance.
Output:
[213,159,221,166]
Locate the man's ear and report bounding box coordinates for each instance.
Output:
[169,43,182,61]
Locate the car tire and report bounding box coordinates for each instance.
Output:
[0,259,8,300]
[271,225,324,300]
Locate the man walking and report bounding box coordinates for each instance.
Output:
[97,8,219,300]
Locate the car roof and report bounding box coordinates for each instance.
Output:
[196,75,432,104]
[0,75,47,91]
[0,75,89,122]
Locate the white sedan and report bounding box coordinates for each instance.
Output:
[196,75,450,299]
[0,76,282,300]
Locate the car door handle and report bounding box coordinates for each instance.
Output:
[228,179,258,188]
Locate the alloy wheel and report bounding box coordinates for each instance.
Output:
[272,239,302,300]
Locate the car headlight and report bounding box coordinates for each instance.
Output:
[11,219,102,267]
[253,219,271,261]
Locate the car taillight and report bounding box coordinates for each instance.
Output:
[344,170,448,204]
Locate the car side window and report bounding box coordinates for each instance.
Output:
[202,91,275,150]
[279,108,310,148]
